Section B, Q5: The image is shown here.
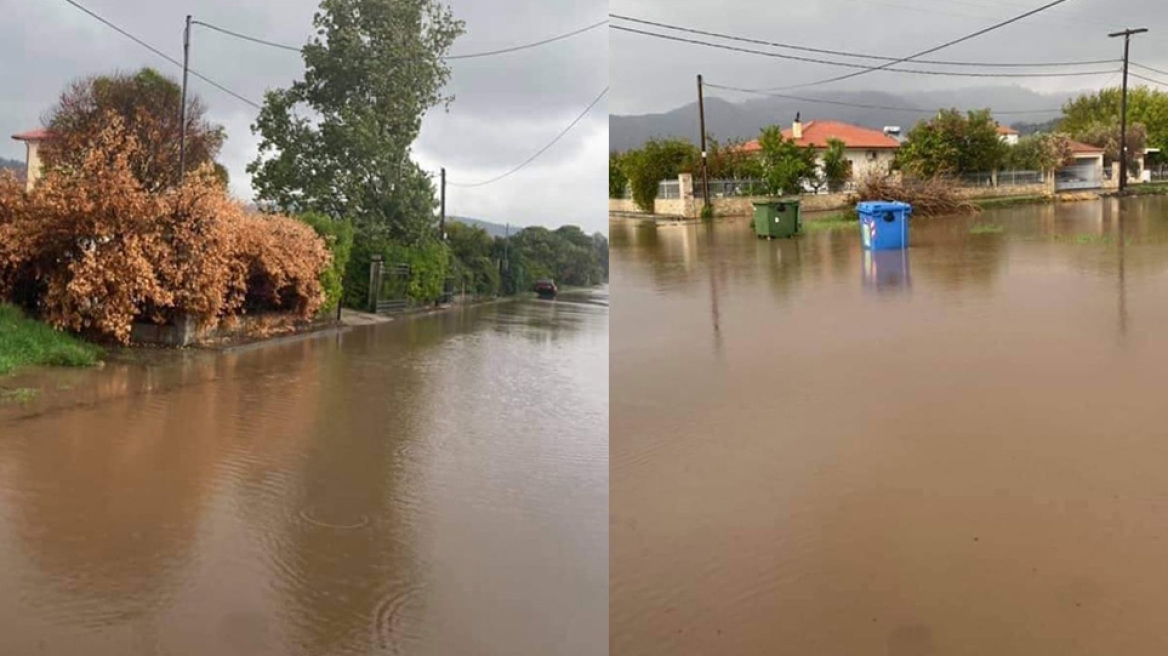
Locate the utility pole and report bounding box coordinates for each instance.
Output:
[697,74,711,216]
[1109,27,1147,194]
[440,167,447,240]
[179,15,192,183]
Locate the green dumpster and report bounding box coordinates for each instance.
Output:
[751,199,802,239]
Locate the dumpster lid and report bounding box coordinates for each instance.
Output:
[857,200,912,213]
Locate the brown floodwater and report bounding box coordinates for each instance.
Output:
[0,294,608,656]
[611,197,1168,655]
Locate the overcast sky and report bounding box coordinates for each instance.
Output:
[0,0,607,234]
[611,0,1168,116]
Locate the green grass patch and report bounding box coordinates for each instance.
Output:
[973,195,1051,210]
[0,388,40,404]
[805,212,856,231]
[1127,183,1168,196]
[0,304,103,376]
[969,223,1004,235]
[1047,233,1132,246]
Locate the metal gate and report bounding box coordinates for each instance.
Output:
[1055,162,1101,191]
[367,256,412,314]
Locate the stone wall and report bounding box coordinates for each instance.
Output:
[954,181,1053,200]
[609,198,639,213]
[710,192,854,217]
[609,172,1065,221]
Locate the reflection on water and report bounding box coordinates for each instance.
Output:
[612,196,1168,655]
[862,249,911,294]
[0,299,607,656]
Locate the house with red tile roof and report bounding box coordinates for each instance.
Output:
[1055,139,1106,190]
[995,124,1019,146]
[11,128,50,191]
[737,117,901,186]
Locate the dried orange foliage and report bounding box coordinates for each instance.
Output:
[0,115,329,343]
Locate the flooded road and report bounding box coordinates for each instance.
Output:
[0,295,608,656]
[611,197,1168,655]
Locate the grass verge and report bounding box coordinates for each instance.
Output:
[805,212,857,231]
[0,304,103,376]
[969,223,1005,234]
[1126,183,1168,196]
[973,195,1052,210]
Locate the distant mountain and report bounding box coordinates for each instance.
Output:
[1010,118,1062,136]
[449,216,517,238]
[0,157,22,172]
[611,86,1076,152]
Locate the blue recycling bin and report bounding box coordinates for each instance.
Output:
[857,201,912,250]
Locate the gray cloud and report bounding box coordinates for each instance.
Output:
[611,0,1168,116]
[0,0,607,234]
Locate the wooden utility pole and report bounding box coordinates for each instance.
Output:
[179,15,192,183]
[1109,27,1147,193]
[440,167,447,240]
[697,74,711,216]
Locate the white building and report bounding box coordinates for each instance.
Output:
[738,118,900,183]
[995,124,1020,146]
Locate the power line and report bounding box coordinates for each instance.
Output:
[704,82,1065,114]
[777,0,1073,90]
[60,0,261,108]
[1132,62,1168,78]
[448,87,607,188]
[610,14,1115,67]
[191,18,608,60]
[192,20,301,52]
[1130,71,1168,87]
[611,25,1117,79]
[447,20,607,59]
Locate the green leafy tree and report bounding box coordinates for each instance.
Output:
[896,108,1008,177]
[1006,133,1075,171]
[820,137,852,192]
[703,134,761,179]
[1077,123,1148,170]
[593,233,609,283]
[1061,86,1168,153]
[621,138,697,212]
[755,126,817,195]
[249,0,464,243]
[447,222,501,295]
[609,152,628,198]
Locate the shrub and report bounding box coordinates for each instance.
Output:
[342,231,450,309]
[297,212,355,313]
[0,115,330,343]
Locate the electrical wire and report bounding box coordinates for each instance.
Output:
[1132,62,1168,78]
[448,87,607,188]
[191,20,301,52]
[60,0,261,108]
[772,0,1073,90]
[1130,72,1168,87]
[609,14,1115,67]
[191,18,608,60]
[611,25,1117,78]
[704,82,1065,114]
[447,20,607,59]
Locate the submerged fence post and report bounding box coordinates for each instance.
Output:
[368,256,383,313]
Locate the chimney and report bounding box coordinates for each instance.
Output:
[792,112,803,140]
[883,126,902,142]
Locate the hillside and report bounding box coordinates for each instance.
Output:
[611,86,1075,152]
[449,216,514,238]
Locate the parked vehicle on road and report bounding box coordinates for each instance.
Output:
[534,279,558,299]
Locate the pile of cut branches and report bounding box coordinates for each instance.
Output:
[854,173,979,216]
